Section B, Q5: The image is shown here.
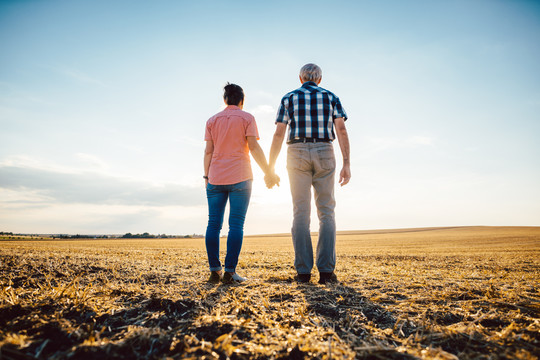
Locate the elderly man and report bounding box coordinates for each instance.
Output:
[267,63,351,284]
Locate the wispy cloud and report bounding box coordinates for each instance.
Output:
[248,104,276,115]
[0,201,208,235]
[58,68,106,86]
[0,82,57,107]
[406,136,434,146]
[75,153,110,171]
[176,135,204,149]
[365,135,435,153]
[0,165,203,207]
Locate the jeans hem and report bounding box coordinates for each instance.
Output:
[224,267,236,273]
[210,266,222,272]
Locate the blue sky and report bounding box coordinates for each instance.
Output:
[1,0,539,235]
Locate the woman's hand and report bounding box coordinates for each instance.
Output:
[265,172,280,189]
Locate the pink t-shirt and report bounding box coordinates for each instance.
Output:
[205,105,260,185]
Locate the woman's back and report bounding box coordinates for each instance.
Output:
[205,105,259,185]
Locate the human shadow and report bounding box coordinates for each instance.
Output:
[294,279,539,359]
[296,281,418,359]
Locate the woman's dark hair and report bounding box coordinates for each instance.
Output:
[224,83,244,106]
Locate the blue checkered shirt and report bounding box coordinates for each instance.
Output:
[275,81,348,142]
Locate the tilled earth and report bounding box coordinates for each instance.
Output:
[0,236,539,359]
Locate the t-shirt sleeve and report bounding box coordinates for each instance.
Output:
[204,119,212,141]
[332,96,348,121]
[245,115,260,139]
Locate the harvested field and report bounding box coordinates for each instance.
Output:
[0,226,539,359]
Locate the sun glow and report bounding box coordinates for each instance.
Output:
[250,157,290,206]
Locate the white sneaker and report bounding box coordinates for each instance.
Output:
[222,272,247,284]
[232,273,247,282]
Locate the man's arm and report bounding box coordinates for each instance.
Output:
[203,140,214,187]
[334,117,351,186]
[269,122,287,170]
[264,122,287,188]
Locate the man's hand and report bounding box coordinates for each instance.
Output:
[265,172,280,189]
[339,165,351,186]
[334,117,351,187]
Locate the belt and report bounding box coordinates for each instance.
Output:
[287,137,332,145]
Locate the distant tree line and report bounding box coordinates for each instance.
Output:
[121,233,203,239]
[1,231,202,239]
[53,234,110,239]
[122,232,157,239]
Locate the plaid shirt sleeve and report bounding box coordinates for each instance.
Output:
[332,96,348,121]
[275,97,290,124]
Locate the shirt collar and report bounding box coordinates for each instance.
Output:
[302,81,318,88]
[225,105,242,110]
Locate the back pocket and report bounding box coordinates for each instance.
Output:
[317,148,335,170]
[287,146,311,171]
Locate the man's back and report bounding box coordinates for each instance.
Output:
[276,81,347,142]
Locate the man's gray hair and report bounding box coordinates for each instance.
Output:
[300,63,322,82]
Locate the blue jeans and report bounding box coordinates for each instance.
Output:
[205,180,252,273]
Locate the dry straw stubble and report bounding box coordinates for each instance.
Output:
[0,226,539,359]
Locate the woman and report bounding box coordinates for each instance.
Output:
[203,83,274,284]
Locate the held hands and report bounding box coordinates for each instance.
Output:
[264,171,280,189]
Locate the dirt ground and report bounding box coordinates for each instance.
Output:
[1,226,539,359]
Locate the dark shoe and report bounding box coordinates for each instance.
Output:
[319,272,338,285]
[295,273,311,283]
[222,271,233,284]
[208,271,222,284]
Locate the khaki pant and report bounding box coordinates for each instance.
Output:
[287,142,336,274]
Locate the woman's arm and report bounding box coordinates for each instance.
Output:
[247,136,280,188]
[203,140,214,186]
[247,136,270,175]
